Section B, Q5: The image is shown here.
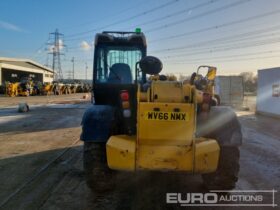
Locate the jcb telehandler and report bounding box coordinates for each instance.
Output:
[81,30,242,191]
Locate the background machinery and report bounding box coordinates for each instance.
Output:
[81,30,242,192]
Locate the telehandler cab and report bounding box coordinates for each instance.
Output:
[81,30,242,191]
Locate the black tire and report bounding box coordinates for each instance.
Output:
[83,142,115,193]
[197,106,242,146]
[197,106,242,190]
[202,146,240,190]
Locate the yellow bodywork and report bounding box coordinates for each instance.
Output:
[138,103,195,145]
[106,135,136,171]
[18,88,31,96]
[107,136,219,173]
[206,67,217,81]
[6,82,19,97]
[106,81,220,173]
[43,84,53,95]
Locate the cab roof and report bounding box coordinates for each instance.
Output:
[94,31,147,47]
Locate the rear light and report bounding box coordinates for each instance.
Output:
[122,101,130,109]
[123,109,131,118]
[120,91,129,101]
[120,90,131,118]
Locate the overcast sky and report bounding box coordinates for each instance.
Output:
[1,0,280,79]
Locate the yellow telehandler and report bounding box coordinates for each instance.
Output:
[81,31,242,192]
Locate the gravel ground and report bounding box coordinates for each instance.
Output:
[0,95,279,210]
[0,93,90,108]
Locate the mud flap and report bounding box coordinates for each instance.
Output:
[80,105,115,142]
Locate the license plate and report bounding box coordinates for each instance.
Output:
[144,111,188,121]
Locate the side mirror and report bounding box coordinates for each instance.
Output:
[139,56,162,75]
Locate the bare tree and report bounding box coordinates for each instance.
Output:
[239,72,257,93]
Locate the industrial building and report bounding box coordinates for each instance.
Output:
[0,57,54,85]
[257,67,280,117]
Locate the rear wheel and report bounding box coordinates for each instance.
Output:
[202,146,240,190]
[83,142,115,192]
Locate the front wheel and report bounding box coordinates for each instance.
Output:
[202,146,240,190]
[83,142,115,193]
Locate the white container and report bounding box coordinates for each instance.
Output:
[257,67,280,117]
